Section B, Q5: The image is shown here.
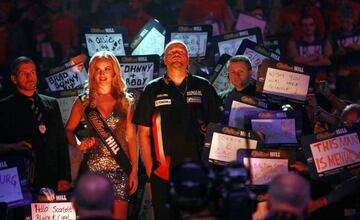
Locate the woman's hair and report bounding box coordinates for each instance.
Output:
[87,51,133,109]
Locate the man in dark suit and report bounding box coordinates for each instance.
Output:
[0,56,71,192]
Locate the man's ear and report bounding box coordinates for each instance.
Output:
[10,74,17,85]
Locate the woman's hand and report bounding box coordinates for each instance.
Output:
[79,137,96,150]
[128,170,138,195]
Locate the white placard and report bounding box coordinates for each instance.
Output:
[171,32,208,57]
[209,132,257,162]
[45,64,88,92]
[251,119,297,144]
[228,100,265,129]
[85,33,126,56]
[132,28,165,56]
[57,96,77,125]
[0,167,23,203]
[243,48,269,80]
[212,66,234,94]
[310,133,360,173]
[236,13,266,35]
[31,202,76,220]
[263,67,310,101]
[243,157,288,185]
[120,62,154,89]
[218,35,257,56]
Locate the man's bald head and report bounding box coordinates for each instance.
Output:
[269,172,310,212]
[74,172,114,211]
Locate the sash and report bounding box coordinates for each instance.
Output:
[84,106,132,175]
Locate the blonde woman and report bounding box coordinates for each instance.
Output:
[66,51,138,219]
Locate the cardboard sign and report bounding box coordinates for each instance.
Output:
[118,55,160,89]
[0,167,23,203]
[0,156,32,208]
[209,54,233,94]
[257,59,310,103]
[31,202,76,220]
[48,89,82,125]
[45,54,88,92]
[213,28,263,57]
[237,149,294,185]
[235,13,266,35]
[165,25,212,58]
[301,126,360,179]
[228,100,266,129]
[236,39,281,80]
[84,27,128,56]
[245,110,303,146]
[204,123,263,165]
[131,19,166,56]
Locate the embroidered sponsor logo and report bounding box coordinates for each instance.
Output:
[187,96,202,104]
[155,99,172,107]
[186,90,202,96]
[156,93,169,98]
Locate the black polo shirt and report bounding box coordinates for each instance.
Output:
[132,74,221,180]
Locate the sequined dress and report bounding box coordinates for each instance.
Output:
[83,111,129,200]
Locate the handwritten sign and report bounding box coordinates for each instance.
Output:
[166,25,212,58]
[118,55,159,90]
[171,32,208,57]
[228,100,265,129]
[219,35,257,56]
[204,123,263,165]
[210,54,233,94]
[83,27,128,56]
[131,19,165,56]
[45,63,88,92]
[120,62,154,89]
[237,149,294,186]
[213,28,263,57]
[301,127,360,179]
[85,33,126,56]
[57,96,78,125]
[263,67,309,101]
[209,132,258,163]
[0,167,23,203]
[31,202,76,220]
[243,157,288,185]
[309,132,360,173]
[236,13,266,35]
[257,60,310,103]
[251,118,297,144]
[236,39,282,80]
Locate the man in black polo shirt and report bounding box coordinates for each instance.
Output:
[132,40,221,219]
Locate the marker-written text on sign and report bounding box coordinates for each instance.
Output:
[310,133,360,173]
[263,67,309,101]
[120,62,154,89]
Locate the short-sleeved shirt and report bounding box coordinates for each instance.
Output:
[132,74,221,180]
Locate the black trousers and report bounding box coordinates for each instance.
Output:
[150,174,176,220]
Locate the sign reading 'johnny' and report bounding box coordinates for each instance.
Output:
[118,55,160,89]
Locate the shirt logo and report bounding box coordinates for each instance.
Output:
[186,96,202,104]
[186,90,202,96]
[155,99,172,107]
[156,93,169,98]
